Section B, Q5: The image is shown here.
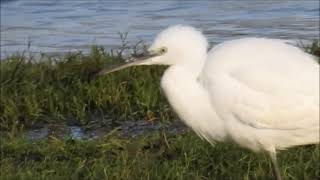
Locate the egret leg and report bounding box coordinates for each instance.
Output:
[268,151,282,180]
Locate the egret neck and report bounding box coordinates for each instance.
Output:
[160,54,227,142]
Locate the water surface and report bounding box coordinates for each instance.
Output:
[1,0,319,58]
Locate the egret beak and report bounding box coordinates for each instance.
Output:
[97,50,162,76]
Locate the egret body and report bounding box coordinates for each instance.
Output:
[99,25,320,180]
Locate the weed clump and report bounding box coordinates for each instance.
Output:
[0,46,172,131]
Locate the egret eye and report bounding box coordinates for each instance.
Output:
[160,47,167,54]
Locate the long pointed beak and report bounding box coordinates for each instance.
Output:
[97,50,160,76]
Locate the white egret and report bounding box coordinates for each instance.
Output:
[98,25,319,180]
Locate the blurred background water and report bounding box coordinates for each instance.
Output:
[1,0,319,59]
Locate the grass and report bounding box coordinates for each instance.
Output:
[0,46,173,132]
[1,132,319,180]
[0,40,319,179]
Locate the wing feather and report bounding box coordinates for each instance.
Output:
[201,38,319,130]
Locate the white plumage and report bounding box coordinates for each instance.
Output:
[201,38,319,151]
[99,25,319,180]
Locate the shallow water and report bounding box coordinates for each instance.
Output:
[24,121,187,140]
[1,0,319,58]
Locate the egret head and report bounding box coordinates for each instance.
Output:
[98,25,208,75]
